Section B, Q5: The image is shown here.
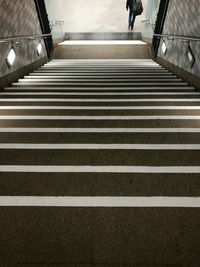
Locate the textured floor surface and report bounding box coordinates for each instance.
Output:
[59,0,148,32]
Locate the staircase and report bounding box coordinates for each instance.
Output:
[0,59,200,266]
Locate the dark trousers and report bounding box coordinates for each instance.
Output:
[128,10,136,28]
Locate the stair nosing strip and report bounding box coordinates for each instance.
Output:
[0,196,199,207]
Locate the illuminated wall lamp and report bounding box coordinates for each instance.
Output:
[161,40,167,55]
[186,46,195,68]
[37,42,42,55]
[6,48,16,67]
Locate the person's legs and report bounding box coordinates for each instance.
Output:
[131,15,136,29]
[128,10,132,28]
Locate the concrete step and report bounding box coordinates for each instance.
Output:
[1,131,200,144]
[1,92,199,98]
[29,73,174,77]
[1,98,200,103]
[12,82,189,87]
[0,148,199,165]
[44,66,161,70]
[1,119,200,128]
[35,69,170,73]
[0,92,198,98]
[0,207,199,265]
[5,87,194,92]
[19,79,183,84]
[1,109,200,115]
[48,58,155,63]
[25,75,178,79]
[53,41,151,59]
[0,171,200,196]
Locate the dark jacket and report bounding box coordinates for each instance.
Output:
[126,0,136,11]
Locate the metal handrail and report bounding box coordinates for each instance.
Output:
[0,33,52,43]
[154,33,200,42]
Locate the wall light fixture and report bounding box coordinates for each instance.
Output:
[161,40,167,55]
[6,48,16,67]
[37,42,42,55]
[186,46,195,68]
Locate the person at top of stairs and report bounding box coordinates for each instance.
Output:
[126,0,143,30]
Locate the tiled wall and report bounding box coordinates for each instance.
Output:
[158,0,200,77]
[0,0,47,78]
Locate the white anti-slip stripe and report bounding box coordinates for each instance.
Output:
[17,82,182,85]
[50,58,154,60]
[0,144,200,150]
[32,65,165,68]
[0,98,200,102]
[0,197,199,207]
[38,71,166,73]
[44,64,160,66]
[43,66,161,68]
[46,65,160,67]
[34,72,169,75]
[25,73,173,76]
[45,67,161,69]
[0,165,200,173]
[58,40,147,45]
[0,116,200,120]
[27,76,175,78]
[15,84,184,87]
[37,61,160,64]
[44,67,160,69]
[0,128,200,133]
[39,67,165,69]
[50,60,155,62]
[0,92,197,96]
[43,62,160,64]
[47,65,157,67]
[47,60,156,62]
[44,66,161,68]
[36,69,167,71]
[0,106,200,110]
[20,79,181,82]
[35,62,161,64]
[7,87,191,91]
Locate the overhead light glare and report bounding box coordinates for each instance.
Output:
[161,41,167,55]
[37,42,42,55]
[7,48,16,67]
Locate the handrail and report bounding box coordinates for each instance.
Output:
[154,33,200,42]
[0,33,52,43]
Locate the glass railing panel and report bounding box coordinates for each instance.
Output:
[142,0,161,40]
[45,0,65,41]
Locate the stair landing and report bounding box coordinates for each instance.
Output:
[54,40,150,59]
